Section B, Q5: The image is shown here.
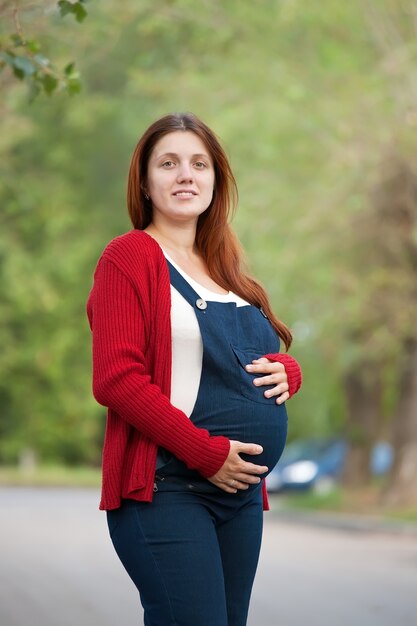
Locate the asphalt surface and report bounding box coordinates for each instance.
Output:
[1,487,416,626]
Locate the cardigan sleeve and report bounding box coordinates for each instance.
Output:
[262,352,302,398]
[87,257,230,478]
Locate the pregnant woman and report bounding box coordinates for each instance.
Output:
[87,112,302,626]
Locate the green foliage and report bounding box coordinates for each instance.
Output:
[1,0,416,473]
[58,1,89,23]
[278,488,345,513]
[0,1,86,98]
[0,464,101,487]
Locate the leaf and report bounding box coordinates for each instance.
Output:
[66,75,81,95]
[58,1,73,18]
[64,62,75,76]
[63,62,80,81]
[0,51,16,67]
[74,3,88,23]
[12,56,36,76]
[26,40,41,53]
[34,54,50,68]
[58,1,88,22]
[12,66,25,80]
[41,74,59,94]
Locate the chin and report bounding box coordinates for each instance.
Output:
[166,206,209,221]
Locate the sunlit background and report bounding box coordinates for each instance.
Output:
[1,2,417,619]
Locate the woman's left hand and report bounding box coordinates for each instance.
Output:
[245,357,289,405]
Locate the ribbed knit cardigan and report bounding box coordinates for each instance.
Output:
[87,230,302,511]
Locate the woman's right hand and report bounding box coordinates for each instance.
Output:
[207,440,268,493]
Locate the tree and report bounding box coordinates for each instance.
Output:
[1,0,416,511]
[332,1,417,504]
[375,156,417,506]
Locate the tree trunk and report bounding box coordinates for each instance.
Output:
[383,338,417,507]
[342,366,383,486]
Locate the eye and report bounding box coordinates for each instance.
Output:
[194,161,207,169]
[161,160,175,168]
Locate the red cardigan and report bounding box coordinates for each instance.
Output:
[87,230,302,510]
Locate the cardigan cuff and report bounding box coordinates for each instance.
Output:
[262,353,302,398]
[196,435,231,478]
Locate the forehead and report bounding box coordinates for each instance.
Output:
[151,131,211,159]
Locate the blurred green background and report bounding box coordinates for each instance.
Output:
[1,0,416,516]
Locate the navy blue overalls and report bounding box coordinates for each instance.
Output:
[107,261,288,626]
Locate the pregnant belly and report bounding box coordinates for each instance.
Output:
[192,398,288,476]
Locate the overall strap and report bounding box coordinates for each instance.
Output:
[166,260,208,312]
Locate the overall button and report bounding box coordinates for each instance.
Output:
[196,298,207,310]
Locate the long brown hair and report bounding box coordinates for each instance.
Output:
[127,112,292,350]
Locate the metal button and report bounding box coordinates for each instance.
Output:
[196,298,207,310]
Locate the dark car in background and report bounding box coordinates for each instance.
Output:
[266,437,393,494]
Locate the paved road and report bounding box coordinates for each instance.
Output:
[1,487,416,626]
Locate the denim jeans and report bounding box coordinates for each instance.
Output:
[107,481,263,626]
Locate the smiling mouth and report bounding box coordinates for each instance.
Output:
[172,191,197,197]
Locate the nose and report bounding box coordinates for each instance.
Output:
[176,161,194,183]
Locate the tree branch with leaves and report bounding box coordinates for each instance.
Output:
[0,0,88,98]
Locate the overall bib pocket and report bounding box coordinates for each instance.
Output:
[231,345,277,405]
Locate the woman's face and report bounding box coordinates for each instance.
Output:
[146,131,215,226]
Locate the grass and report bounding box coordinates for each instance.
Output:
[278,488,345,512]
[0,464,101,488]
[380,508,417,524]
[273,485,417,525]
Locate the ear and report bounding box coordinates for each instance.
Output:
[141,186,150,200]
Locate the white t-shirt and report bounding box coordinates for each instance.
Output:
[163,252,250,417]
